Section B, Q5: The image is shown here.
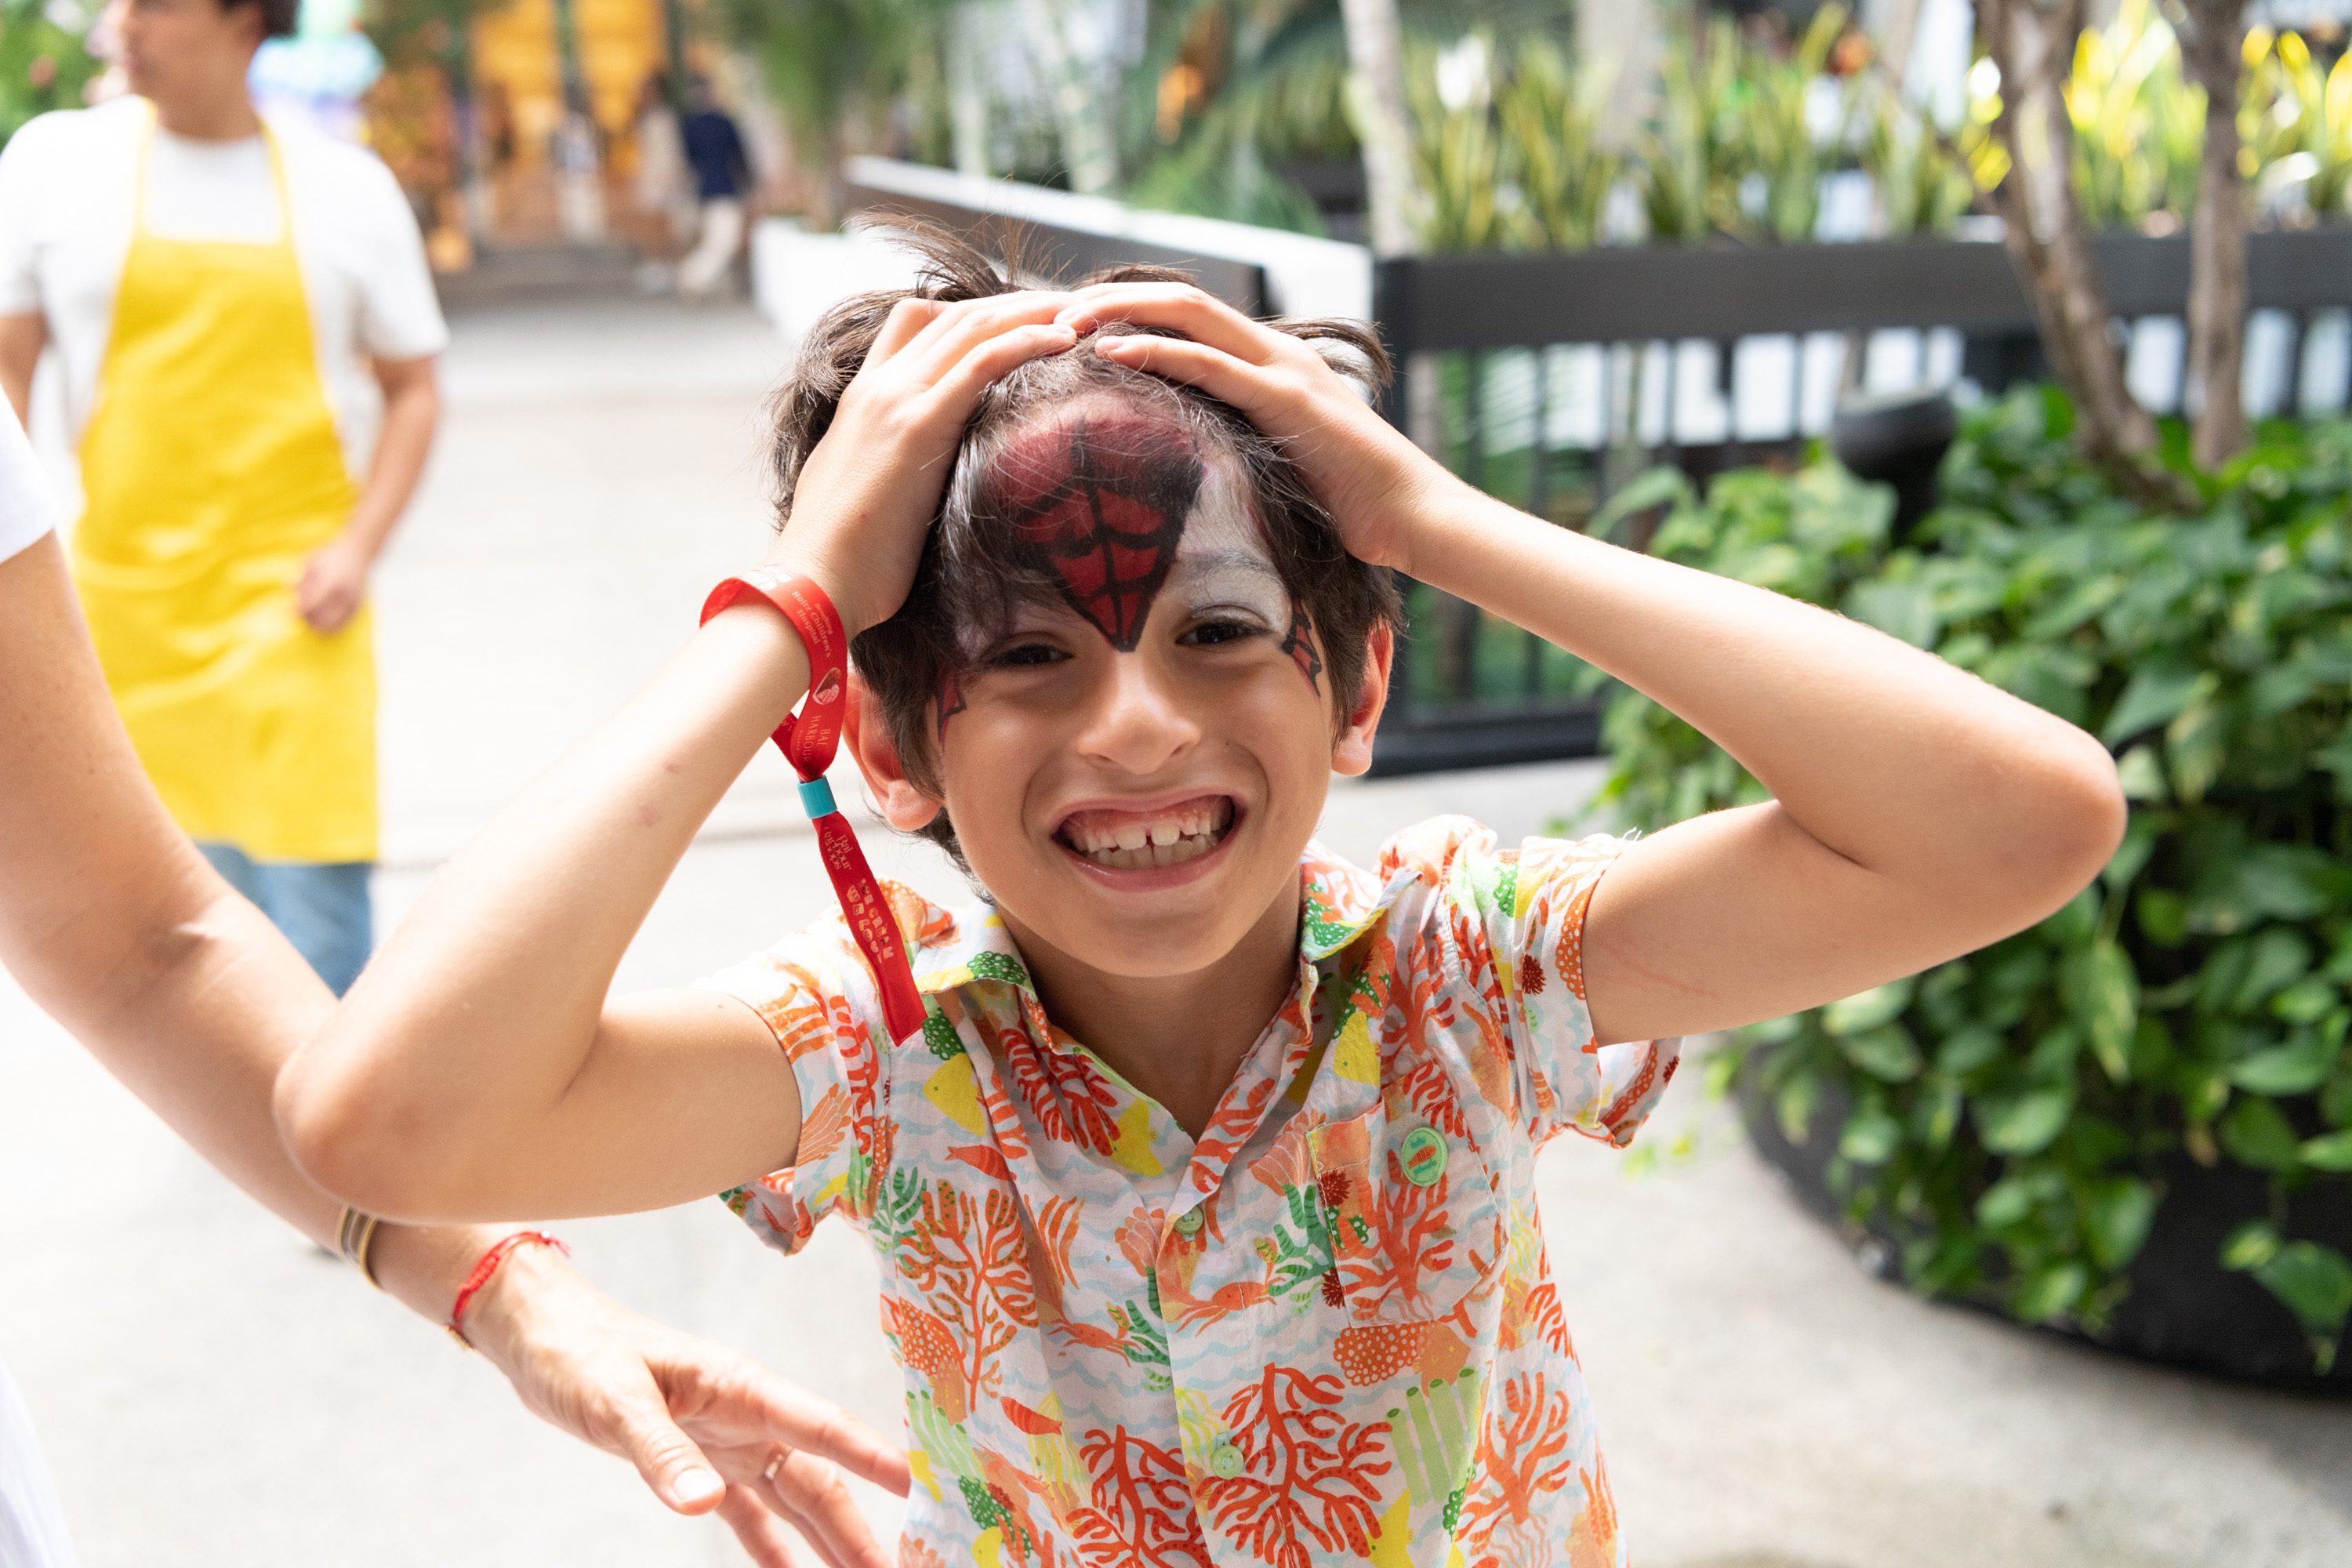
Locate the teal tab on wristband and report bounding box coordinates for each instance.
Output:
[797,776,838,818]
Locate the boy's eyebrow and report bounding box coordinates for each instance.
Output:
[1169,548,1287,585]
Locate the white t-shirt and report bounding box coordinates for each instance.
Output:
[0,399,53,561]
[0,96,448,476]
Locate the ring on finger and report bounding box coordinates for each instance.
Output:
[762,1448,787,1483]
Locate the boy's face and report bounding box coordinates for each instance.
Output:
[866,400,1385,984]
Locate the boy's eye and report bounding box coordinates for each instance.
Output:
[990,641,1067,669]
[1181,617,1265,647]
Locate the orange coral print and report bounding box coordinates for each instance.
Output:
[793,1083,852,1170]
[1204,1366,1391,1568]
[1458,1372,1587,1567]
[1071,1427,1212,1568]
[998,1018,1120,1156]
[1328,1148,1458,1320]
[898,1180,1038,1416]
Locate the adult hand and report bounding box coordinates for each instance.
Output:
[463,1249,909,1568]
[775,291,1080,636]
[296,535,372,633]
[1053,283,1464,576]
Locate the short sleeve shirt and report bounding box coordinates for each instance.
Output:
[0,98,448,475]
[702,817,1680,1568]
[0,402,55,564]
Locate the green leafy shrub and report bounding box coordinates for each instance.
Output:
[1586,389,2352,1369]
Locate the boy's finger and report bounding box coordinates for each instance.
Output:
[865,297,947,365]
[1091,332,1269,413]
[894,289,1067,365]
[1058,283,1279,363]
[932,321,1083,410]
[907,292,1079,383]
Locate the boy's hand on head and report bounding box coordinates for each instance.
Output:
[771,291,1082,635]
[1054,283,1459,576]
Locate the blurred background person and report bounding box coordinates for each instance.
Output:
[676,73,752,300]
[630,72,691,289]
[0,0,445,996]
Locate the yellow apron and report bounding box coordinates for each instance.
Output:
[71,114,376,865]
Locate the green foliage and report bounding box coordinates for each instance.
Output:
[0,0,99,149]
[1857,82,1977,237]
[1587,389,2352,1369]
[2063,0,2206,230]
[1400,31,1620,252]
[1495,36,1618,249]
[1637,7,1855,245]
[2242,25,2352,220]
[728,0,955,157]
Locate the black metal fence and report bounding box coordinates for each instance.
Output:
[1367,229,2352,773]
[835,172,2352,773]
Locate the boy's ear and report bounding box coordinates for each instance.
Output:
[1330,620,1392,778]
[842,673,944,832]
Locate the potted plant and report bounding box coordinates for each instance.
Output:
[1586,390,2352,1385]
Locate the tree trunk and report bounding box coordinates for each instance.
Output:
[1977,0,2195,510]
[2175,0,2251,469]
[1341,0,1421,255]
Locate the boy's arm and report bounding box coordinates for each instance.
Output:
[1397,493,2125,1043]
[278,292,1083,1223]
[1065,285,2125,1045]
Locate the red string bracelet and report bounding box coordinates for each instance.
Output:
[448,1230,568,1349]
[702,568,927,1043]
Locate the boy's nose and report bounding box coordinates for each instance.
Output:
[1075,652,1201,775]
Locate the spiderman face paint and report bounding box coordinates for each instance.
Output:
[985,413,1207,652]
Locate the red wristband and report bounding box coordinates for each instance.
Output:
[702,570,927,1044]
[448,1229,568,1348]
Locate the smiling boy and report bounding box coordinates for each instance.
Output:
[281,239,2125,1566]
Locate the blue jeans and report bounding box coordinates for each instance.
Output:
[198,844,374,996]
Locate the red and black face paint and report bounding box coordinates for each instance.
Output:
[1278,607,1323,692]
[985,414,1206,652]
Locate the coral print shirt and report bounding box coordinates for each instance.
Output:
[704,818,1680,1568]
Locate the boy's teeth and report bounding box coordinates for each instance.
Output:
[1059,797,1237,865]
[1080,831,1218,870]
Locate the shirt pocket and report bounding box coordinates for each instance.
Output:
[1308,1104,1504,1327]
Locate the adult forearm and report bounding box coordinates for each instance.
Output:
[1408,489,2118,883]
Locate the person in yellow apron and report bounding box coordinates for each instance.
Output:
[0,0,444,993]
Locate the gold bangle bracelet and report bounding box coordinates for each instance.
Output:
[334,1205,387,1291]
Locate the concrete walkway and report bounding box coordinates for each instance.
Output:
[2,295,2345,1567]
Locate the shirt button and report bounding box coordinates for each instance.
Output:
[1208,1440,1245,1479]
[1174,1207,1205,1236]
[1399,1126,1448,1187]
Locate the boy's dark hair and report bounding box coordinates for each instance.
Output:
[764,224,1405,867]
[224,0,301,40]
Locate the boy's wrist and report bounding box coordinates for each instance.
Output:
[750,544,876,639]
